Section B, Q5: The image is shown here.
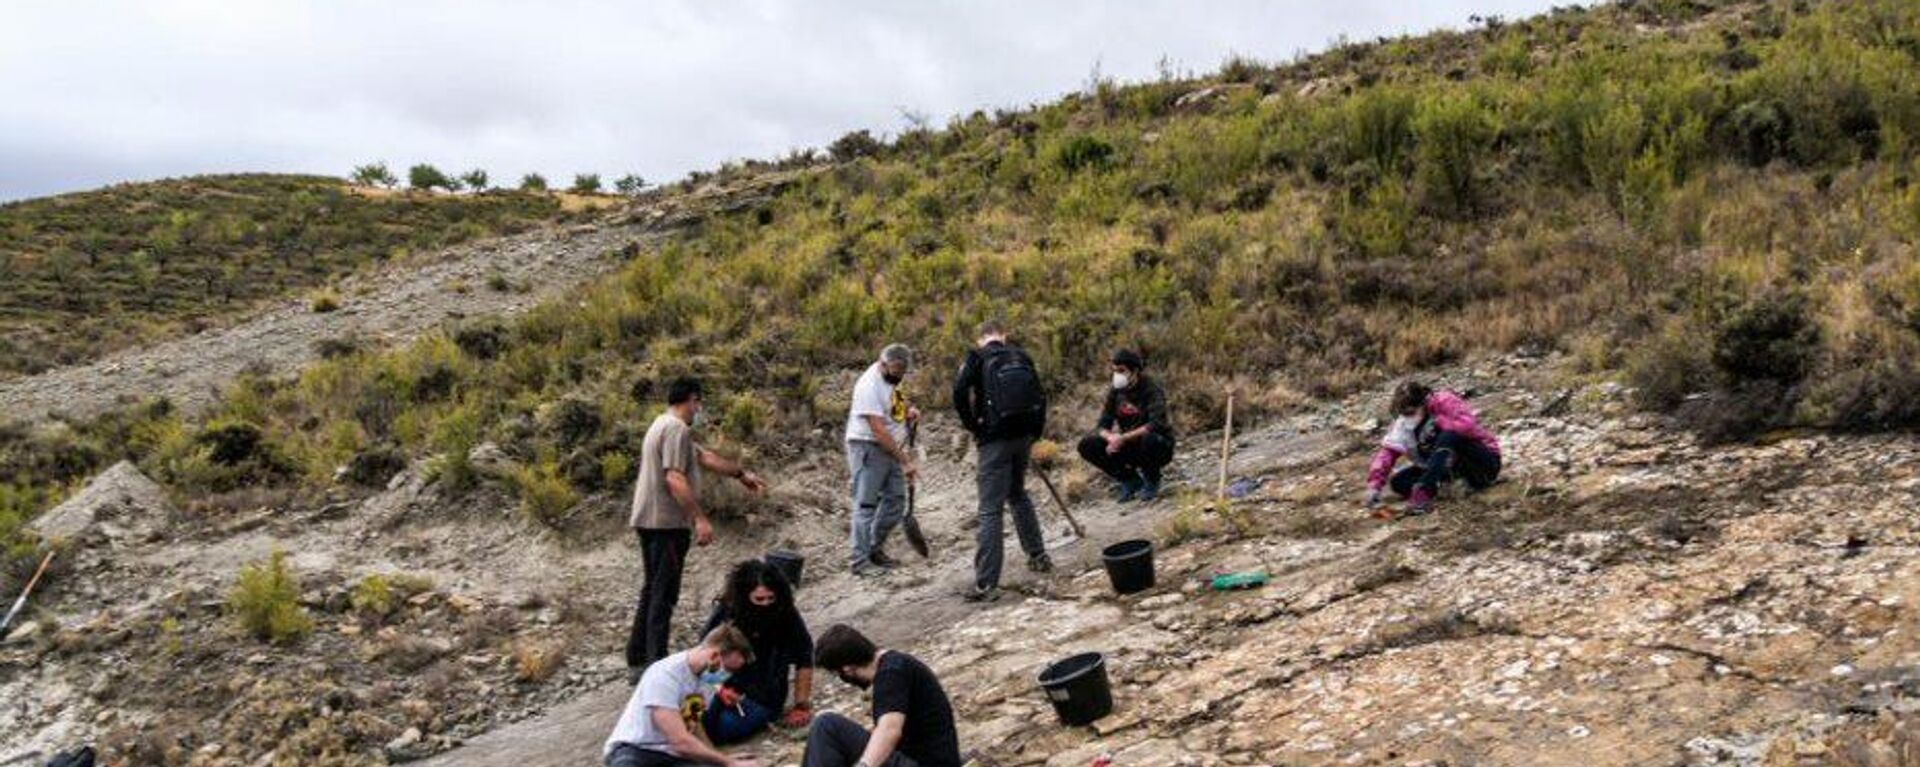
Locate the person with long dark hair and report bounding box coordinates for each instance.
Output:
[700,559,815,744]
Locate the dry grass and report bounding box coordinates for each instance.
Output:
[512,637,569,683]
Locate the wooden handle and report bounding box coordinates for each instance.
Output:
[1217,393,1236,502]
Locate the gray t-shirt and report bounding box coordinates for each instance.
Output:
[630,413,700,529]
[604,650,713,756]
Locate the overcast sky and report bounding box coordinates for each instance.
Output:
[1,1,1582,202]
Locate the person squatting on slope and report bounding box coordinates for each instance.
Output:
[950,320,1052,603]
[1076,349,1174,503]
[698,560,816,744]
[845,344,922,576]
[1364,380,1502,518]
[802,625,963,767]
[628,378,769,680]
[605,625,762,767]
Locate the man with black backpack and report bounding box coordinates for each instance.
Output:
[950,319,1051,603]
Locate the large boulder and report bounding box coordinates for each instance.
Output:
[28,461,175,541]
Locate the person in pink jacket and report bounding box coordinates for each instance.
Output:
[1365,381,1502,517]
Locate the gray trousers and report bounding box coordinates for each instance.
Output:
[847,440,908,567]
[974,435,1045,591]
[802,712,918,767]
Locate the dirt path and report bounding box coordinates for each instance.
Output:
[0,173,803,423]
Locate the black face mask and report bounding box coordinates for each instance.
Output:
[838,671,871,690]
[882,373,903,385]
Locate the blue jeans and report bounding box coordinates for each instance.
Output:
[847,440,907,567]
[703,695,776,746]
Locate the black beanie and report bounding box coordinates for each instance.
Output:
[1112,349,1144,371]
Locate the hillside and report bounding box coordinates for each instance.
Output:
[2,0,1920,764]
[0,174,592,377]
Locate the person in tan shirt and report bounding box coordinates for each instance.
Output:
[628,377,768,679]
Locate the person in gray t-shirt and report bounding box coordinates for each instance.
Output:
[627,378,770,677]
[606,625,762,767]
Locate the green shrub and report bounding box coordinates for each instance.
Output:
[1051,135,1115,174]
[570,174,602,194]
[309,288,342,313]
[520,173,549,192]
[1711,292,1820,385]
[228,550,313,644]
[351,574,397,619]
[1627,321,1713,411]
[1412,90,1500,216]
[408,164,454,192]
[343,444,407,487]
[599,451,634,490]
[513,459,579,526]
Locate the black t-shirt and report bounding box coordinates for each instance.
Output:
[702,604,813,710]
[871,651,962,767]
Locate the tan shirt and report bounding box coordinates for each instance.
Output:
[630,413,700,529]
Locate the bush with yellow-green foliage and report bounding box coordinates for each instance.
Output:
[229,550,313,644]
[7,0,1920,530]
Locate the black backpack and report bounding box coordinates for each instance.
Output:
[979,345,1046,433]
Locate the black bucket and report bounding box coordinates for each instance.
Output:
[1038,652,1114,726]
[1100,539,1155,594]
[764,550,805,589]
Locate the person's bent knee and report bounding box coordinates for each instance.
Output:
[1076,435,1106,461]
[810,711,853,735]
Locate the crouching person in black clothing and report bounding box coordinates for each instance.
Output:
[803,625,963,767]
[1077,349,1174,502]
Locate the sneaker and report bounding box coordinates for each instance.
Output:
[1027,554,1054,574]
[852,560,885,577]
[1406,487,1436,516]
[1138,478,1162,502]
[869,548,900,568]
[627,667,644,686]
[961,514,981,531]
[1116,478,1143,502]
[962,585,1001,603]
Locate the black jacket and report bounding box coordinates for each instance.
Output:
[1098,375,1173,440]
[950,341,1045,443]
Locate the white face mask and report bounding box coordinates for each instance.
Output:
[1112,372,1132,390]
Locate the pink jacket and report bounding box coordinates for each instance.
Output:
[1366,391,1501,490]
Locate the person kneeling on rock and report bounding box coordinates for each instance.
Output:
[803,624,963,767]
[605,625,762,767]
[700,559,816,745]
[1076,349,1174,502]
[1365,380,1503,518]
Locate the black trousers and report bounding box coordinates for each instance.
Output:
[1388,431,1501,497]
[1077,432,1175,484]
[802,712,919,767]
[627,528,692,669]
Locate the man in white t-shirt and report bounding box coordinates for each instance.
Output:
[844,343,921,576]
[606,625,762,767]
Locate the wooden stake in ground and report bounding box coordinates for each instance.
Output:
[1217,393,1236,502]
[0,550,55,641]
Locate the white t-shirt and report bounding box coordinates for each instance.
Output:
[605,651,713,756]
[845,362,909,445]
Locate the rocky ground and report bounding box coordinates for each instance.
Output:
[0,171,802,422]
[7,351,1918,767]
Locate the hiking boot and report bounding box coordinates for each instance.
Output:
[962,585,1001,603]
[1116,478,1143,502]
[961,514,981,531]
[1138,477,1163,502]
[869,548,900,568]
[627,667,645,686]
[1027,553,1054,574]
[1406,487,1436,516]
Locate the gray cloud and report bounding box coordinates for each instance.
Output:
[0,0,1579,201]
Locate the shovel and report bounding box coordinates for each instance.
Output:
[1033,466,1087,540]
[0,550,54,641]
[901,423,931,558]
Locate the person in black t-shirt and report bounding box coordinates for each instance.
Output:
[802,625,962,767]
[1075,349,1175,502]
[701,560,816,745]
